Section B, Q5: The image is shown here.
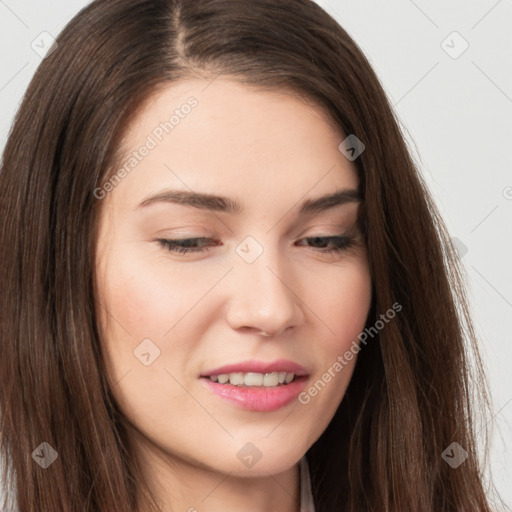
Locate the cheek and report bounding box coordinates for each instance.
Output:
[311,257,372,352]
[297,258,371,429]
[95,250,196,389]
[100,248,212,341]
[96,251,204,428]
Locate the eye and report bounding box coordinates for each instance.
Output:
[296,235,356,254]
[156,235,356,256]
[156,237,216,254]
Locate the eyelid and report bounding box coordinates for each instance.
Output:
[156,233,358,257]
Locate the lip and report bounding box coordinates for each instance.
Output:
[199,359,309,412]
[200,359,309,378]
[200,375,309,412]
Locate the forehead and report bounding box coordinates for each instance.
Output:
[107,78,358,211]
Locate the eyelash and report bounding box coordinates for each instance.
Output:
[156,235,356,256]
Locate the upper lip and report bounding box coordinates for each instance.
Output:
[200,359,309,377]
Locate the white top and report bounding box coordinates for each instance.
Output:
[300,455,316,512]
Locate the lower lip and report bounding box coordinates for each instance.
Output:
[200,376,308,412]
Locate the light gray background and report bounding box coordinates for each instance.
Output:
[1,0,511,508]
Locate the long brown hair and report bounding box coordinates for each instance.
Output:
[0,0,495,510]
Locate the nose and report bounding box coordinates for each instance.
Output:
[225,244,305,337]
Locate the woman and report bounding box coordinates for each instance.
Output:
[0,0,496,510]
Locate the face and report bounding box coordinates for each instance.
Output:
[94,78,372,481]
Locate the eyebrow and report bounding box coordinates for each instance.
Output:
[138,187,361,215]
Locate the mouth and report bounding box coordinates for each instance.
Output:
[199,360,309,412]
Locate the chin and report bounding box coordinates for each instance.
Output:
[205,441,305,477]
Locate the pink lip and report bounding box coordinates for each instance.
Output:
[199,359,309,412]
[200,359,309,377]
[200,376,308,412]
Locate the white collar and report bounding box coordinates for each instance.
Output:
[299,455,316,512]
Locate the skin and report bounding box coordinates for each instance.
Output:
[94,78,372,512]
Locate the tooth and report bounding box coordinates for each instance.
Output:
[228,372,245,386]
[212,371,296,387]
[284,373,294,383]
[263,372,279,387]
[217,374,229,384]
[244,372,263,386]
